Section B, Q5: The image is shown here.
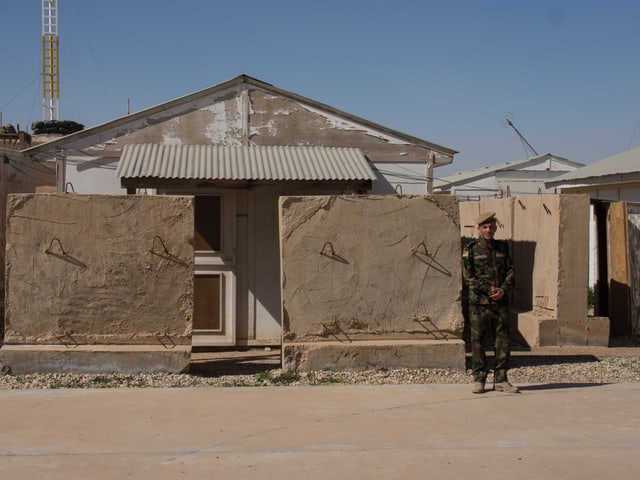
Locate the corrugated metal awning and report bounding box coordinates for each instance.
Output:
[116,144,376,183]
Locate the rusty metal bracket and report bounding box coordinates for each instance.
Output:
[64,182,75,193]
[156,331,176,349]
[149,236,170,256]
[56,330,78,347]
[413,314,449,340]
[148,236,188,267]
[318,317,352,343]
[45,237,66,256]
[411,241,428,256]
[44,238,87,267]
[320,242,349,264]
[320,241,336,257]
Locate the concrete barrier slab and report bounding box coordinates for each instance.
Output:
[515,311,558,347]
[0,344,191,374]
[282,339,466,372]
[586,316,610,346]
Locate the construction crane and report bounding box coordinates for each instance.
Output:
[504,115,538,157]
[42,0,60,120]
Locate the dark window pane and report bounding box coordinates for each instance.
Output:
[194,196,221,251]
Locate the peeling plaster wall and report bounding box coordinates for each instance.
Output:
[33,85,247,194]
[280,195,463,343]
[117,95,245,147]
[4,194,194,345]
[459,194,590,345]
[248,90,438,164]
[43,83,446,197]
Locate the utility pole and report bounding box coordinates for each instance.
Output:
[42,0,60,120]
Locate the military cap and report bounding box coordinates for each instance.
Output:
[476,211,497,225]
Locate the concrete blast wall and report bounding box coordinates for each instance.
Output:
[459,194,606,347]
[1,194,194,374]
[0,153,56,324]
[279,195,465,371]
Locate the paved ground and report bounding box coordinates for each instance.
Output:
[1,382,639,479]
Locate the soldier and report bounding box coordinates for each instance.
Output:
[462,212,519,394]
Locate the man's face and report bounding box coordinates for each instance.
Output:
[477,220,497,240]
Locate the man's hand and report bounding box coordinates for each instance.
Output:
[489,286,505,301]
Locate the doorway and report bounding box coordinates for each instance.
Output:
[192,194,236,346]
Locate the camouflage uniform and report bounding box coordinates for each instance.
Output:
[462,236,515,383]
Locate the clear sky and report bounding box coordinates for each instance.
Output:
[1,0,639,176]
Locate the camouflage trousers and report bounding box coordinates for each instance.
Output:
[469,303,511,383]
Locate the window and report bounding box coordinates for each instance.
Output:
[194,195,221,251]
[193,274,221,330]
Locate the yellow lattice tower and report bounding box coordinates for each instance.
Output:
[42,0,59,120]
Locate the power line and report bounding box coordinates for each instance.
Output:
[628,115,640,150]
[0,74,41,112]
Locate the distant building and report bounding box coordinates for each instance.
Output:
[0,124,31,151]
[545,147,640,202]
[434,153,584,199]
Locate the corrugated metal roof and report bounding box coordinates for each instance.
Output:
[495,170,574,180]
[116,144,377,182]
[546,146,640,186]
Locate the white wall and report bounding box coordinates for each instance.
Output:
[449,176,499,198]
[370,162,428,195]
[63,156,123,194]
[561,183,640,202]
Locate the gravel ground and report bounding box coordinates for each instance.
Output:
[1,353,639,390]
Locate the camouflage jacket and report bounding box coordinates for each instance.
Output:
[462,238,515,305]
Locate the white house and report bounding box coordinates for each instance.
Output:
[18,74,458,349]
[434,153,584,199]
[545,147,640,201]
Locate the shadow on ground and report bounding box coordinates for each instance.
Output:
[517,383,608,391]
[189,349,281,377]
[465,354,600,371]
[510,354,600,367]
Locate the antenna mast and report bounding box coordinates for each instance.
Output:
[42,0,60,120]
[504,116,538,157]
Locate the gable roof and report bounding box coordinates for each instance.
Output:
[546,147,640,188]
[117,144,376,185]
[433,153,582,189]
[22,75,457,164]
